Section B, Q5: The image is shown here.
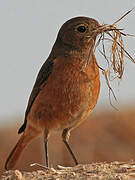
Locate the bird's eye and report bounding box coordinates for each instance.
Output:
[77,26,86,33]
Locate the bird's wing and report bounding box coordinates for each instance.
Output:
[18,58,54,134]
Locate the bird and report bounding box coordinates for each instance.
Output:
[5,16,101,170]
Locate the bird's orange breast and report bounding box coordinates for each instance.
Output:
[27,54,100,132]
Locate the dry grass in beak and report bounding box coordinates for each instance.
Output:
[92,8,135,108]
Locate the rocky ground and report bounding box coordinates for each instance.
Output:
[1,162,135,180]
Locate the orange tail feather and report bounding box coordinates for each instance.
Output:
[5,130,39,170]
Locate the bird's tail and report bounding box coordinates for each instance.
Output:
[5,129,40,170]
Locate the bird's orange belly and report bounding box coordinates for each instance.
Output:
[27,61,100,132]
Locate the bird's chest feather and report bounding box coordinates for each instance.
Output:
[46,57,100,108]
[28,56,100,131]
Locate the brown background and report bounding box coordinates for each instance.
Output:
[1,105,135,173]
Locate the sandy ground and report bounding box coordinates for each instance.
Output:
[1,162,135,180]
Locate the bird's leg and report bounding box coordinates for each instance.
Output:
[44,130,49,167]
[62,128,78,165]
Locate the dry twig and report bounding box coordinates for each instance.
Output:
[90,8,135,107]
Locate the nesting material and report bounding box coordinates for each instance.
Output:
[91,8,135,104]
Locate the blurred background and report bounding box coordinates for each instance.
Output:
[0,0,135,173]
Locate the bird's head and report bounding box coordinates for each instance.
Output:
[56,16,100,51]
